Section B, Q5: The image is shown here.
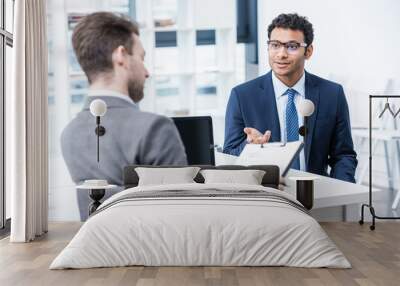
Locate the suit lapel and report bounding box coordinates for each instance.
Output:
[304,71,320,167]
[261,72,281,141]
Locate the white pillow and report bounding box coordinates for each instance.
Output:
[135,167,200,186]
[200,169,266,185]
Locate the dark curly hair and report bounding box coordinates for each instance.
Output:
[267,13,314,46]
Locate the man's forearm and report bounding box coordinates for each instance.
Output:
[223,139,247,156]
[329,155,358,183]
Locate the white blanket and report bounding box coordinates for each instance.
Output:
[50,183,350,269]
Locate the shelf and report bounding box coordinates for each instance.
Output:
[140,27,232,32]
[141,27,194,32]
[151,70,235,77]
[195,69,235,74]
[195,109,226,117]
[153,71,194,77]
[69,71,85,77]
[136,0,237,116]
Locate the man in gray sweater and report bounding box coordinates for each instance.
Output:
[61,12,187,221]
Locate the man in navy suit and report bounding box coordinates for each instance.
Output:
[223,13,357,182]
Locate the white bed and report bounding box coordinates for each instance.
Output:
[50,183,350,269]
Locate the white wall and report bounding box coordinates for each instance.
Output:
[258,0,400,124]
[258,0,400,81]
[258,0,400,187]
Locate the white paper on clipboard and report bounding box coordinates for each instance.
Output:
[235,141,304,176]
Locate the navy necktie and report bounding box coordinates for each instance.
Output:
[285,88,300,170]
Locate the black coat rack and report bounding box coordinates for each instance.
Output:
[359,95,400,230]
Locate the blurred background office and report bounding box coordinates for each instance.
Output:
[8,0,397,220]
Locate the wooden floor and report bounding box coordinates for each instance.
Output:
[0,222,399,286]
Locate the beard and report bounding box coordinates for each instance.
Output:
[127,78,144,103]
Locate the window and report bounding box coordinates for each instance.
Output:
[0,0,14,232]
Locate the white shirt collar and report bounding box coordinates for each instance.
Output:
[272,71,305,99]
[88,89,136,106]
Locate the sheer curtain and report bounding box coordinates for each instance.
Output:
[9,0,48,242]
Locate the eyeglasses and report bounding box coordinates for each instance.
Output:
[267,40,307,54]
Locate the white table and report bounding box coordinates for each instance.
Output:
[284,169,381,208]
[284,169,382,221]
[215,151,383,221]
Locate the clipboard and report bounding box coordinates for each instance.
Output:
[235,141,304,176]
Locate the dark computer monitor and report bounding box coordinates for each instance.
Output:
[172,116,215,165]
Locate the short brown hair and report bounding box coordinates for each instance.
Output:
[72,12,139,82]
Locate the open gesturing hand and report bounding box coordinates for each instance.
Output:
[244,127,271,144]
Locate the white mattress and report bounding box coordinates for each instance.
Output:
[50,183,350,269]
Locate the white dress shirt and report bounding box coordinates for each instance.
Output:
[271,72,306,171]
[88,89,137,107]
